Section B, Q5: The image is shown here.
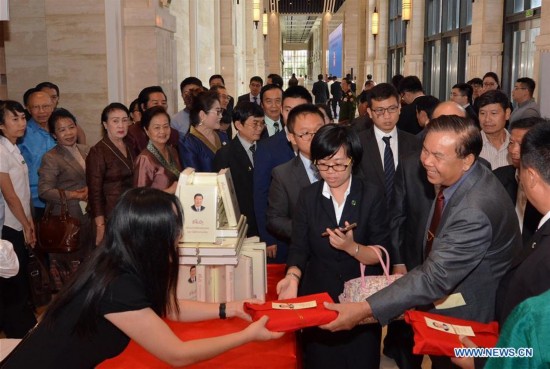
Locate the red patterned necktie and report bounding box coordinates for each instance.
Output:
[426,187,445,257]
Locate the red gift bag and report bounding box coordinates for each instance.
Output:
[404,310,499,356]
[244,292,338,332]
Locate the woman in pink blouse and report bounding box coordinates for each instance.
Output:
[134,106,182,193]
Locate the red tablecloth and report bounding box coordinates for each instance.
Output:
[99,264,299,369]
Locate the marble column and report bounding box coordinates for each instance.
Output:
[403,0,425,78]
[467,0,505,80]
[265,10,281,76]
[363,0,377,80]
[373,0,389,83]
[343,0,367,83]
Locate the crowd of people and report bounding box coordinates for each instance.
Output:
[0,68,548,368]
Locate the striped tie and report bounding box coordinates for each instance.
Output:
[382,136,395,205]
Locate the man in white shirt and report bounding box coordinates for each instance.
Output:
[477,90,512,170]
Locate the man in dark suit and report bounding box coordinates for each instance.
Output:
[451,83,479,129]
[496,122,550,325]
[213,102,265,237]
[190,194,205,212]
[323,115,521,369]
[329,77,342,119]
[414,95,440,141]
[312,74,330,104]
[253,86,312,263]
[237,76,263,105]
[266,104,326,244]
[259,84,284,140]
[396,76,425,135]
[357,82,420,368]
[358,83,420,207]
[493,117,544,247]
[348,90,374,134]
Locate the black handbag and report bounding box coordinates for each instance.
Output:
[37,189,81,253]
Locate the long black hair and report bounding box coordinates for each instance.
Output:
[42,188,183,336]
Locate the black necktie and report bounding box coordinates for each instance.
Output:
[249,144,256,160]
[253,96,258,105]
[273,121,280,133]
[382,136,395,205]
[426,188,445,257]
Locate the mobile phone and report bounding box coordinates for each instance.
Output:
[321,222,357,237]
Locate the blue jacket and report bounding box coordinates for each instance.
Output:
[179,130,229,172]
[18,119,56,208]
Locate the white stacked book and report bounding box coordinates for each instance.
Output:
[176,168,242,243]
[177,238,267,303]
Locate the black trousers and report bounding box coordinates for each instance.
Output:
[301,323,381,369]
[0,226,37,338]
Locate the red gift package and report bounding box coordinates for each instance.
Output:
[244,292,338,332]
[404,310,499,357]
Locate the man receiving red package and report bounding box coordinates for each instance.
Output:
[320,116,521,369]
[244,293,338,332]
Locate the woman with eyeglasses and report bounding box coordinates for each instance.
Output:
[134,106,182,194]
[179,90,228,172]
[276,123,390,369]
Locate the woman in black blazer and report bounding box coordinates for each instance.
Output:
[277,124,390,369]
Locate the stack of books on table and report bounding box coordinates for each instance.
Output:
[177,237,267,303]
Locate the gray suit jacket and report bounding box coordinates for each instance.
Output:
[368,162,522,325]
[38,144,90,219]
[266,156,312,242]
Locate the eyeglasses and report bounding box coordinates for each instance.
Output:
[245,121,266,129]
[208,108,224,116]
[29,104,53,112]
[295,131,317,141]
[315,158,352,172]
[483,82,497,87]
[371,105,399,116]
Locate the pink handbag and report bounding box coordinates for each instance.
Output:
[339,245,402,323]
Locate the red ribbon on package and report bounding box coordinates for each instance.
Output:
[404,310,500,357]
[244,292,338,332]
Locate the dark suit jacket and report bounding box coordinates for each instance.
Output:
[213,136,258,237]
[266,155,312,243]
[253,130,295,262]
[349,115,373,134]
[496,218,550,324]
[493,165,542,246]
[191,205,205,212]
[312,80,330,104]
[358,127,421,202]
[287,176,390,302]
[465,104,480,129]
[368,163,522,325]
[237,93,260,105]
[389,154,434,270]
[396,101,422,135]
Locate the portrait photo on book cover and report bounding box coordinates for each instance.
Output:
[191,193,206,212]
[187,265,196,284]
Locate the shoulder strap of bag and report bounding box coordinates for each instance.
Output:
[58,189,70,220]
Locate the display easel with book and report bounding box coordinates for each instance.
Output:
[175,168,267,303]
